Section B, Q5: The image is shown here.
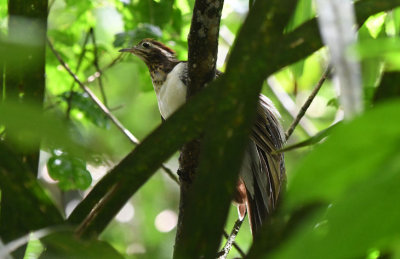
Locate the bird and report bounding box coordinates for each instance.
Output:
[119,39,286,236]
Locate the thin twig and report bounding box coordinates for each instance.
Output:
[66,28,92,119]
[274,122,340,154]
[90,28,108,107]
[47,38,179,185]
[218,216,246,258]
[108,104,125,112]
[268,77,317,137]
[223,228,246,258]
[285,65,331,140]
[83,53,124,85]
[161,164,179,183]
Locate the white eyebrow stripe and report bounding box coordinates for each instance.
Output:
[157,47,175,57]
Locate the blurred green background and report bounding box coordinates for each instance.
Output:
[1,0,400,258]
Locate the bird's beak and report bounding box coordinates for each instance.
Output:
[119,47,136,53]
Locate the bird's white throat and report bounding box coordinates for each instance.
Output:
[154,62,187,119]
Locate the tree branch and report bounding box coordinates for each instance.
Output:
[174,0,297,257]
[268,77,317,137]
[285,66,331,140]
[223,230,246,258]
[218,216,246,259]
[174,0,225,255]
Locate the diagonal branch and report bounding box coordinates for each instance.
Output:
[268,77,317,137]
[285,66,331,140]
[218,216,246,258]
[223,230,246,258]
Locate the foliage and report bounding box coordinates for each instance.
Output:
[0,0,400,258]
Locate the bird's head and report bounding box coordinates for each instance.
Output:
[119,39,178,69]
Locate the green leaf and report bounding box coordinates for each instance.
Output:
[358,25,383,90]
[393,7,400,35]
[128,0,174,29]
[353,37,400,69]
[290,59,305,80]
[60,91,110,129]
[285,100,400,210]
[0,101,105,161]
[24,238,44,259]
[326,98,339,108]
[270,153,400,259]
[47,30,79,46]
[286,0,314,32]
[113,23,162,47]
[40,231,124,259]
[373,72,400,103]
[47,153,92,190]
[63,0,94,19]
[247,101,400,259]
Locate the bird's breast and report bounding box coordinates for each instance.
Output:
[155,62,188,119]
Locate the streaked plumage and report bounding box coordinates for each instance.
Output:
[120,39,286,236]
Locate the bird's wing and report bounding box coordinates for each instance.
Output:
[240,94,286,236]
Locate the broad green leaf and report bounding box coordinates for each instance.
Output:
[358,26,383,89]
[128,0,174,29]
[271,152,400,259]
[285,100,400,210]
[373,72,400,103]
[393,7,400,35]
[60,91,110,129]
[290,60,305,82]
[354,37,400,69]
[364,12,386,38]
[326,98,339,108]
[47,153,92,190]
[113,23,162,47]
[286,0,314,32]
[0,101,106,161]
[40,231,124,259]
[64,0,94,19]
[24,237,44,259]
[247,101,400,259]
[47,30,79,46]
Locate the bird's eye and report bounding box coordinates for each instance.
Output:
[142,42,150,48]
